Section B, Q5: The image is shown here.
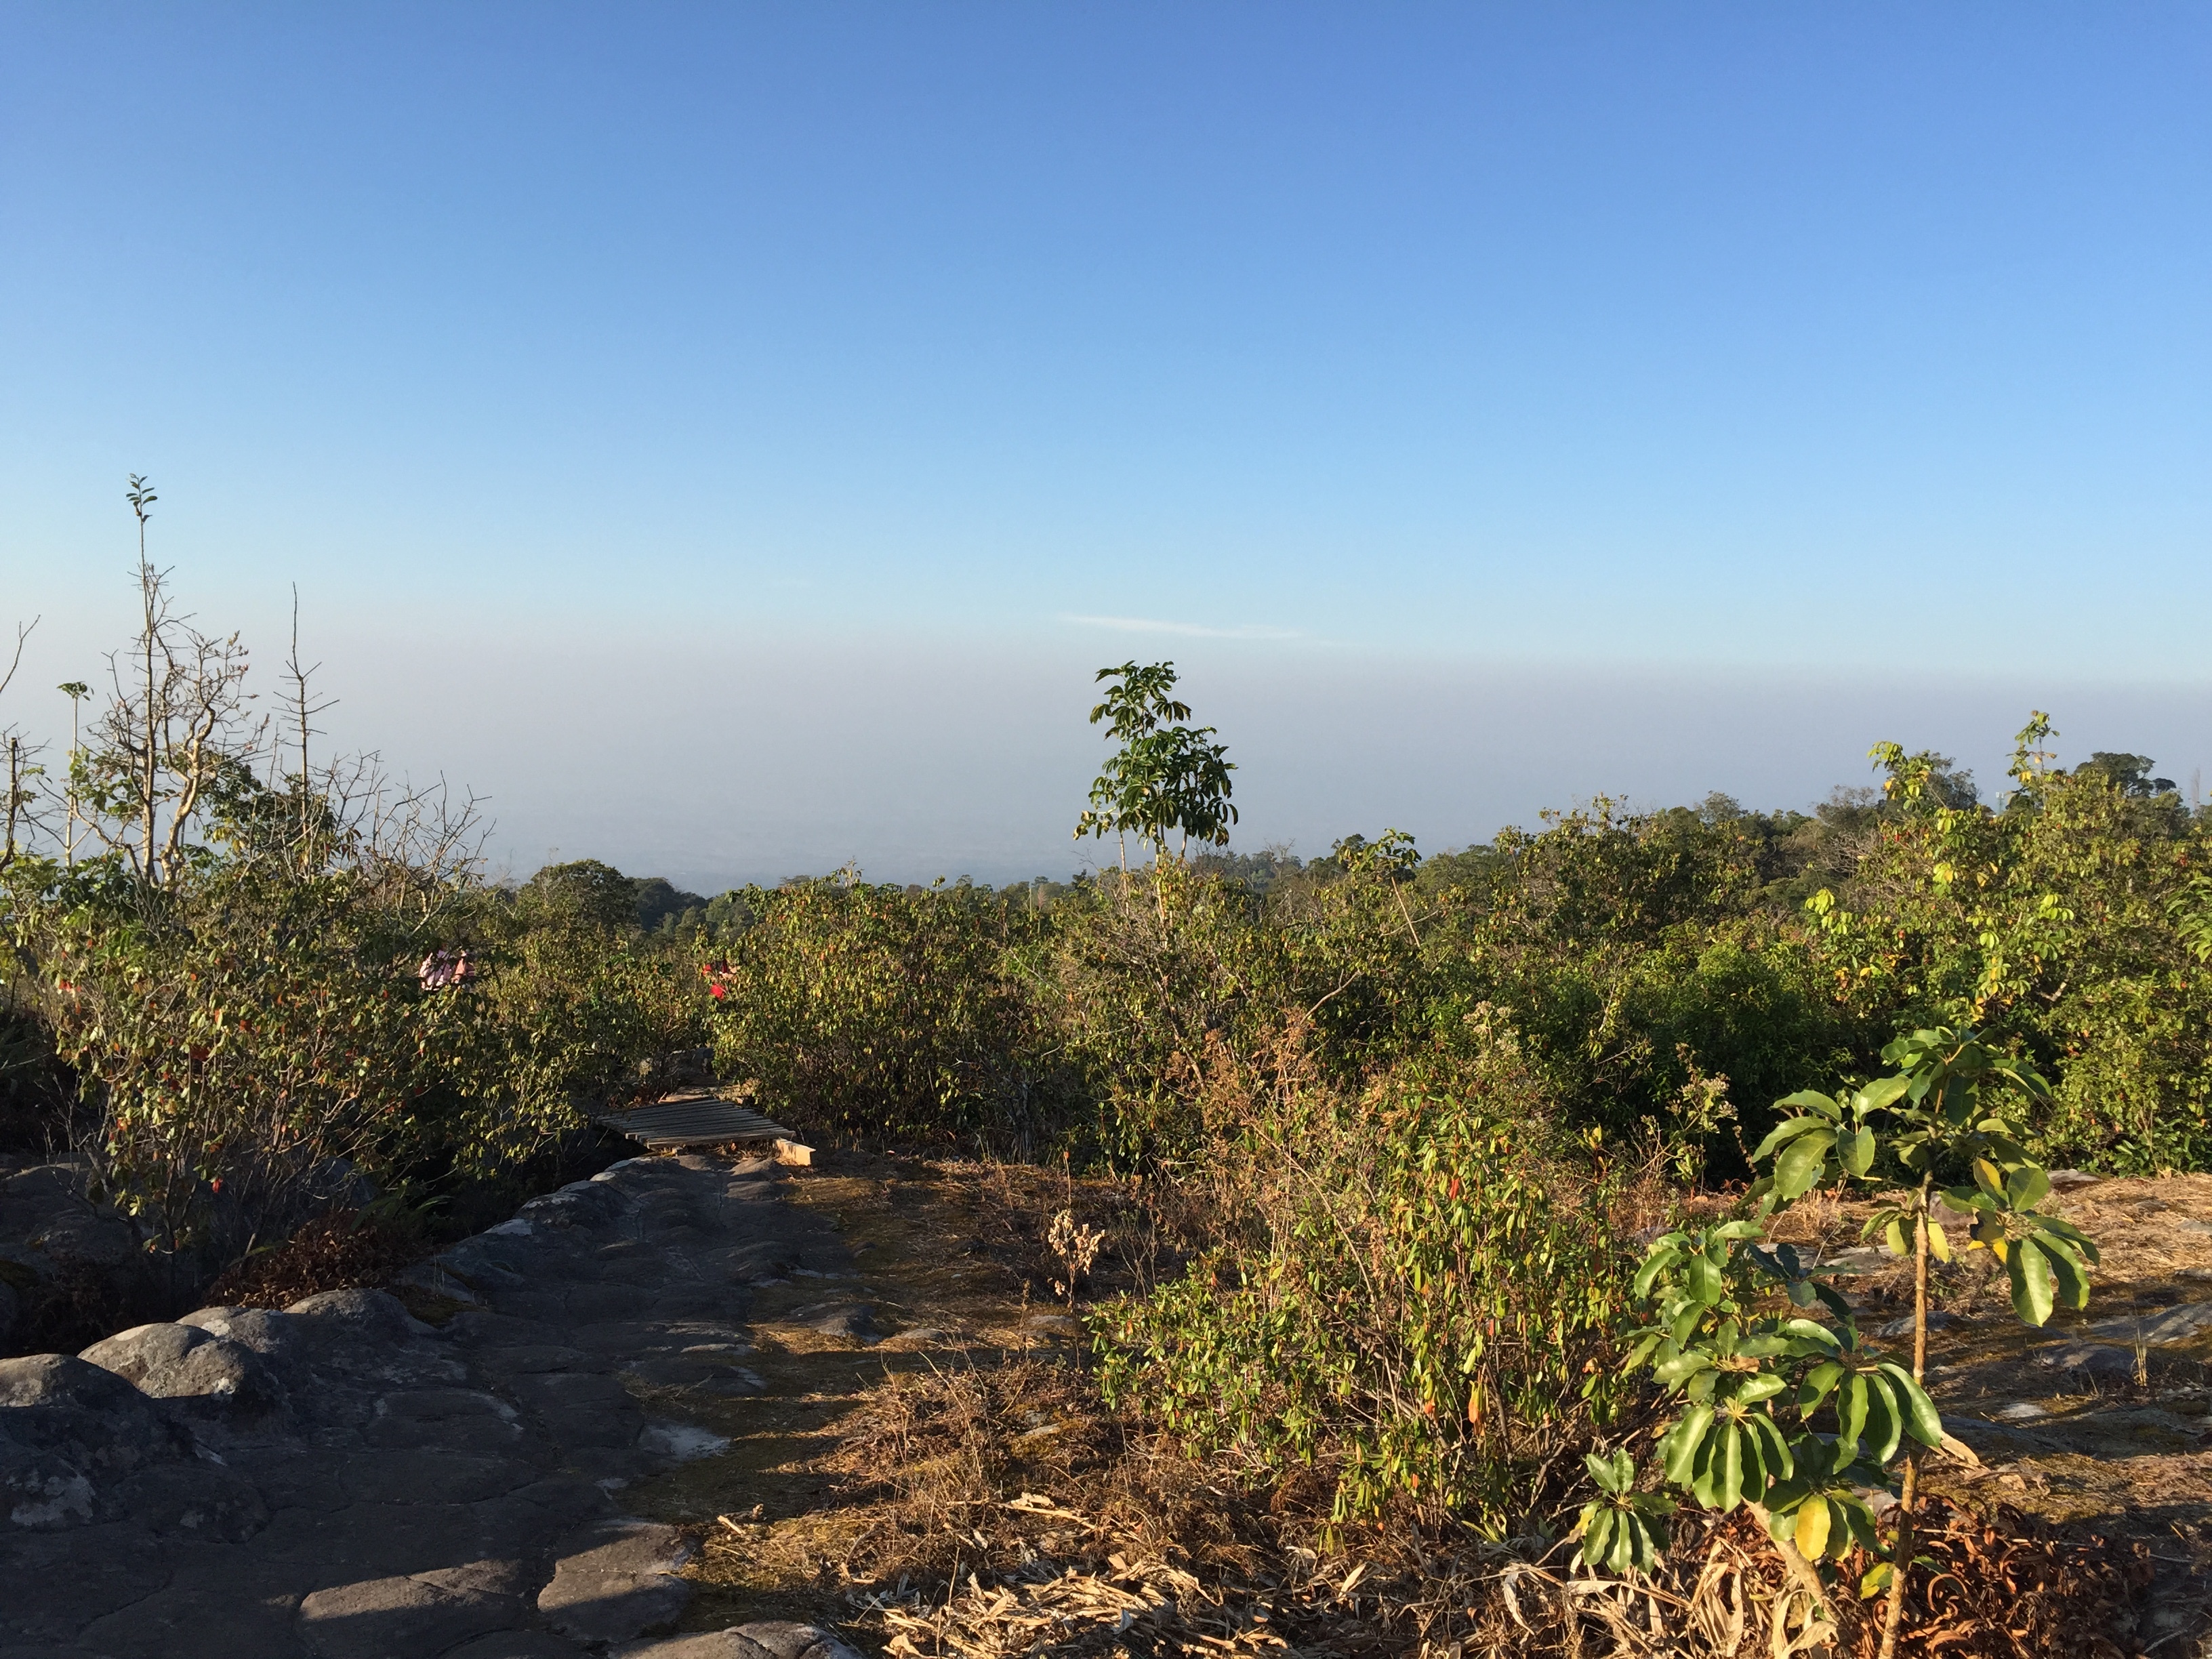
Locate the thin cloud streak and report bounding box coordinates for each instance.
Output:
[1062,613,1302,641]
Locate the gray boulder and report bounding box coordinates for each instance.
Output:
[178,1304,306,1357]
[2034,1342,2138,1382]
[298,1570,523,1659]
[285,1286,434,1338]
[518,1180,630,1231]
[537,1519,696,1643]
[79,1322,287,1416]
[616,1623,867,1659]
[0,1351,188,1450]
[785,1302,876,1341]
[0,1164,137,1271]
[2087,1301,2212,1347]
[0,1353,193,1531]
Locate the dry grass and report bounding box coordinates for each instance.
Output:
[767,1359,2159,1659]
[205,1206,428,1308]
[658,1151,2171,1659]
[1835,1498,2154,1659]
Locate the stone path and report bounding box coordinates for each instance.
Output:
[1,1153,868,1659]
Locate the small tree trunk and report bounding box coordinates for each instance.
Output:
[4,736,19,865]
[1393,879,1420,948]
[66,699,78,867]
[1877,1177,1933,1659]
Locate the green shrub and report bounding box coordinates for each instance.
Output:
[1811,722,2212,1172]
[10,859,461,1259]
[442,907,713,1174]
[1021,864,1286,1166]
[703,875,1065,1150]
[1095,1024,1637,1538]
[5,852,712,1270]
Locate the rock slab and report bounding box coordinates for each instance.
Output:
[1,1155,850,1658]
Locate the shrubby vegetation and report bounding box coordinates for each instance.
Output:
[1097,1015,1639,1540]
[2,493,2203,1635]
[678,729,2212,1181]
[0,523,716,1301]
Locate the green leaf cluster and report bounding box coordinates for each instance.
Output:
[1075,661,1238,861]
[1603,1020,2095,1582]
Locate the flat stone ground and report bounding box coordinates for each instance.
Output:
[1,1153,878,1659]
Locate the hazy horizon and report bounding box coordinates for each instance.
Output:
[13,588,2207,893]
[4,5,2205,886]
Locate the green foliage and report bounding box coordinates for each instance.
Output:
[632,876,707,934]
[5,847,715,1263]
[0,531,725,1269]
[1075,661,1237,864]
[1029,849,1446,1167]
[1612,1021,2093,1610]
[1097,1038,1637,1538]
[519,859,640,931]
[1621,1214,1917,1572]
[1818,716,2212,1170]
[1574,1448,1675,1574]
[447,907,712,1172]
[679,708,2212,1184]
[8,856,459,1254]
[1835,1027,2098,1327]
[700,874,1065,1149]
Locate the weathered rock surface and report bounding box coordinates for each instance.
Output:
[537,1519,696,1642]
[616,1623,868,1659]
[1,1154,854,1658]
[0,1162,153,1353]
[0,1164,138,1278]
[781,1301,876,1342]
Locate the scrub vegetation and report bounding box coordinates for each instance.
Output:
[4,489,2205,1652]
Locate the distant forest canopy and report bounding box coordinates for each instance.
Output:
[571,743,2196,943]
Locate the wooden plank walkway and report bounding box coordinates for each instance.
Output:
[588,1092,799,1152]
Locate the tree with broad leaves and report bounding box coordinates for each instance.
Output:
[1074,660,1237,874]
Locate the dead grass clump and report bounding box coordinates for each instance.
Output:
[926,1158,1186,1305]
[793,1357,2161,1658]
[204,1207,427,1309]
[1835,1497,2157,1659]
[859,1488,2160,1659]
[815,1357,1134,1575]
[880,1549,1289,1659]
[1765,1185,1850,1251]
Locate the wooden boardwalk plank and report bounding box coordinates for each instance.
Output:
[588,1093,798,1151]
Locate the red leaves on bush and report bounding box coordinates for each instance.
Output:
[205,1209,427,1310]
[1839,1496,2158,1659]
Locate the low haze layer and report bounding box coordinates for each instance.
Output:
[3,4,2206,882]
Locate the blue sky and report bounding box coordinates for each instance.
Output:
[3,4,2207,887]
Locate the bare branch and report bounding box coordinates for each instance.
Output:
[0,616,36,703]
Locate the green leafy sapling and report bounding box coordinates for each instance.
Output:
[1572,1448,1673,1576]
[1763,1027,2096,1656]
[1592,1024,2094,1659]
[1073,661,1237,892]
[1607,1214,1914,1576]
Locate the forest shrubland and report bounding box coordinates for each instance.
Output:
[4,516,2205,1650]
